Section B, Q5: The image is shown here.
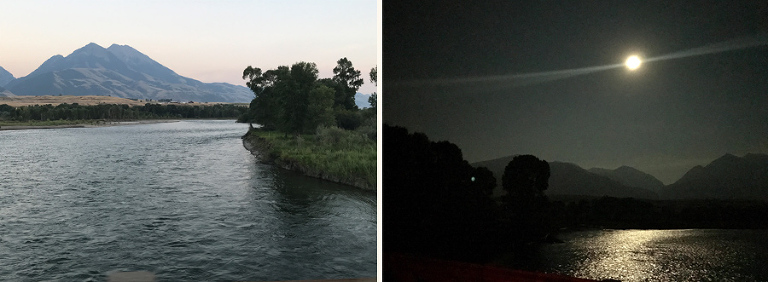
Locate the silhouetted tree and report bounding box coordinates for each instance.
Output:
[502,155,550,204]
[384,124,503,262]
[501,155,551,242]
[472,166,496,197]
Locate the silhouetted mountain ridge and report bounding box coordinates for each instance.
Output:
[663,153,768,200]
[5,43,252,102]
[588,165,664,193]
[472,156,658,199]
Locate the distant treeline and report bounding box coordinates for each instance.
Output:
[0,103,248,121]
[550,196,768,229]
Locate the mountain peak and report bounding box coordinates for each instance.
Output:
[75,42,107,53]
[615,165,637,171]
[0,65,15,86]
[589,165,664,192]
[106,44,181,82]
[707,153,745,169]
[664,153,768,200]
[107,44,139,54]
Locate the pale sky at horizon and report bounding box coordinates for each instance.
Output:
[0,0,378,94]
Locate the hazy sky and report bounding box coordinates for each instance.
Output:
[384,0,768,184]
[0,0,377,94]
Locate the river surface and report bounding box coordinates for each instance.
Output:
[532,229,768,281]
[0,120,377,281]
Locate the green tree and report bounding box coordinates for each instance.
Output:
[332,57,364,110]
[306,84,336,130]
[242,65,290,130]
[368,66,377,109]
[280,62,318,134]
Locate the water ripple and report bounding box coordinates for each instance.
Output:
[0,120,376,281]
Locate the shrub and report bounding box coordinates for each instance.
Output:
[335,109,363,130]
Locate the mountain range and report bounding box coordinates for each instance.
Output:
[473,153,768,201]
[1,43,253,102]
[473,156,658,199]
[662,153,768,200]
[588,165,665,193]
[355,92,372,109]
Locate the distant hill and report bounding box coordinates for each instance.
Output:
[589,165,664,193]
[5,43,253,103]
[472,156,658,199]
[662,153,768,200]
[549,162,658,199]
[0,85,15,97]
[0,66,14,86]
[355,92,371,109]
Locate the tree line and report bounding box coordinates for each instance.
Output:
[384,124,553,263]
[0,103,247,122]
[238,58,376,134]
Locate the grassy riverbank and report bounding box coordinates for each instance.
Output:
[243,127,376,190]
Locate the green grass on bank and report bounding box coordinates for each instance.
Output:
[245,127,377,189]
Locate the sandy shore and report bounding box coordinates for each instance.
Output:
[0,120,179,131]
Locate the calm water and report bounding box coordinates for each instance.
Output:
[0,120,377,281]
[533,229,768,281]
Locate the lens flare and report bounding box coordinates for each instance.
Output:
[625,55,642,70]
[391,34,768,89]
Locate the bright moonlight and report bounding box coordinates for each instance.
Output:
[625,55,642,70]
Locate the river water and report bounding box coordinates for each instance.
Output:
[0,120,377,281]
[533,229,768,281]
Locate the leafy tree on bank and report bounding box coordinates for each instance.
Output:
[368,66,377,109]
[332,57,364,110]
[502,155,550,206]
[472,166,496,197]
[502,154,552,242]
[306,85,336,130]
[241,58,367,134]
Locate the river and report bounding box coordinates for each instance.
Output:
[532,229,768,281]
[0,120,377,281]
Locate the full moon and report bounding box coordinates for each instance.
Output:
[625,55,642,70]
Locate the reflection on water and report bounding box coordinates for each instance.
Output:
[537,229,768,281]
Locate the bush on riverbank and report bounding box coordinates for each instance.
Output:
[243,126,376,190]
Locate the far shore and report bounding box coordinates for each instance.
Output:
[0,120,180,131]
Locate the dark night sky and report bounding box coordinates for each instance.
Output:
[383,1,768,184]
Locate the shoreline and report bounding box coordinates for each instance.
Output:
[242,130,376,191]
[0,120,180,131]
